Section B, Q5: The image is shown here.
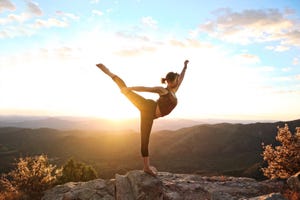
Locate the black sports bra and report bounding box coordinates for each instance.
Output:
[157,88,177,117]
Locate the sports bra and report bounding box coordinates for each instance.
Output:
[157,88,177,117]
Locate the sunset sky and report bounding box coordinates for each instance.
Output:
[0,0,300,121]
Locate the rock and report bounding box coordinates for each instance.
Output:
[159,173,284,200]
[248,192,286,200]
[42,170,285,200]
[287,171,300,191]
[42,179,115,200]
[115,170,163,200]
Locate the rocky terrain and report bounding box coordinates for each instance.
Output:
[42,170,288,200]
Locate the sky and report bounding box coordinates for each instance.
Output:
[0,0,300,121]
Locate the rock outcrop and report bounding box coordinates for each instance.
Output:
[287,171,300,191]
[42,179,115,200]
[42,170,286,200]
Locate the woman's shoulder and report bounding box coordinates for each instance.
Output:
[158,87,169,95]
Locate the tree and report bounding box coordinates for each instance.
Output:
[56,158,98,184]
[262,124,300,179]
[0,154,60,200]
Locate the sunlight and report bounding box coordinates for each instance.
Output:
[1,26,299,121]
[0,42,272,120]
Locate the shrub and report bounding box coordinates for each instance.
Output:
[56,158,98,184]
[0,154,60,200]
[0,174,23,200]
[262,124,300,179]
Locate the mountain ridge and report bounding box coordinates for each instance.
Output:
[0,118,299,180]
[0,115,278,131]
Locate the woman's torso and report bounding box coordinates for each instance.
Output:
[155,88,177,118]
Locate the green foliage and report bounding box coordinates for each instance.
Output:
[262,124,300,179]
[56,158,98,184]
[0,154,60,200]
[0,155,98,200]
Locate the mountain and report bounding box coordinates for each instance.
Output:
[0,118,299,180]
[0,115,274,131]
[0,115,204,131]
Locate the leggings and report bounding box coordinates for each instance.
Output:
[112,76,157,157]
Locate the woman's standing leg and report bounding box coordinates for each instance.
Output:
[140,113,157,176]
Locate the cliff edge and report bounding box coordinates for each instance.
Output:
[42,170,287,200]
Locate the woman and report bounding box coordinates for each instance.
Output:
[96,60,189,176]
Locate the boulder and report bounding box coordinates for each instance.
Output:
[42,179,115,200]
[287,171,300,191]
[115,170,163,200]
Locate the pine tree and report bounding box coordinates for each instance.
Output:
[57,158,98,184]
[262,124,300,179]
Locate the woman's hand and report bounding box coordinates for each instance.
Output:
[184,60,189,66]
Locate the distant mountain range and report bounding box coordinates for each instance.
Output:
[0,115,276,131]
[0,116,299,180]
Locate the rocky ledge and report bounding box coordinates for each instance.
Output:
[42,170,287,200]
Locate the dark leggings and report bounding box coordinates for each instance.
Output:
[112,76,157,157]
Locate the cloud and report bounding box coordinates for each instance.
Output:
[169,38,214,49]
[90,0,100,4]
[115,31,150,42]
[200,8,300,47]
[141,16,157,29]
[293,57,299,65]
[0,0,16,13]
[0,30,9,38]
[283,30,300,46]
[259,66,275,72]
[92,10,103,16]
[265,45,290,52]
[0,1,43,26]
[272,76,292,82]
[0,13,31,25]
[56,11,80,20]
[234,53,261,64]
[273,89,299,95]
[33,18,68,28]
[26,0,43,16]
[115,46,156,56]
[54,46,76,59]
[0,3,80,38]
[282,67,292,72]
[0,24,35,38]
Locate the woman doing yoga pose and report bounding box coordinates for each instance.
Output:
[96,60,189,176]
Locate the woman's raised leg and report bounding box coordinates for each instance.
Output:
[96,63,127,89]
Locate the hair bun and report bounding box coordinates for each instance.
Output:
[161,78,166,84]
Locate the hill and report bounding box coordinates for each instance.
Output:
[0,115,203,131]
[0,115,271,131]
[0,119,299,179]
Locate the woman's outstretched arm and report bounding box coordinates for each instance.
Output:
[127,86,167,95]
[174,60,189,92]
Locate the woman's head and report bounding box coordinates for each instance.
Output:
[161,72,179,84]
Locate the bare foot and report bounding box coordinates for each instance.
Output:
[96,63,111,74]
[143,166,157,177]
